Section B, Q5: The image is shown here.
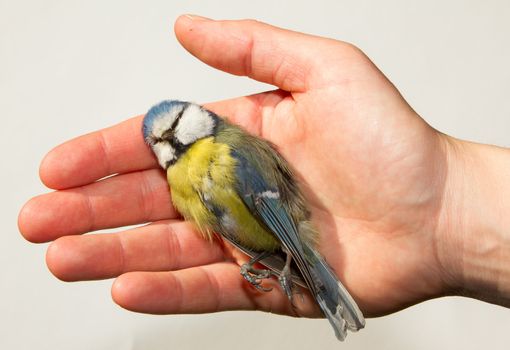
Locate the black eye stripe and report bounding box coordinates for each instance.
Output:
[160,105,187,141]
[170,105,187,130]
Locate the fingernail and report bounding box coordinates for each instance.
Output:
[183,14,211,21]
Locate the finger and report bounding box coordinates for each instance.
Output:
[40,115,154,190]
[174,16,351,92]
[46,220,224,281]
[112,262,320,317]
[39,91,286,190]
[19,169,176,243]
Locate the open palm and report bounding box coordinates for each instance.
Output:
[19,17,451,319]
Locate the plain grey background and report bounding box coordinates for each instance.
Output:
[2,0,510,349]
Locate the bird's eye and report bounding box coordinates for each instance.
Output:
[149,136,164,145]
[161,129,173,140]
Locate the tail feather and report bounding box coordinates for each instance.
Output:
[305,246,365,340]
[220,229,365,340]
[317,297,348,340]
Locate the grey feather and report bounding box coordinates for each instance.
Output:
[229,142,365,340]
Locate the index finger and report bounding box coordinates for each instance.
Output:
[40,115,153,190]
[39,93,282,190]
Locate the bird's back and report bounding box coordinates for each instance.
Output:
[215,121,319,248]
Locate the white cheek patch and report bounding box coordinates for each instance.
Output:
[174,104,215,145]
[152,142,175,168]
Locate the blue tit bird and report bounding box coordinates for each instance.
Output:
[142,100,365,340]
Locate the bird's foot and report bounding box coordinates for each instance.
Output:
[240,263,273,292]
[278,269,294,301]
[278,251,302,307]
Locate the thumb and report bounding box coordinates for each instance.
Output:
[174,15,355,92]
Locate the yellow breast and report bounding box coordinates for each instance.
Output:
[166,137,279,251]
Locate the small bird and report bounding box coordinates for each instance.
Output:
[142,100,365,340]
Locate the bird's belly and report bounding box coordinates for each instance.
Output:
[167,138,280,252]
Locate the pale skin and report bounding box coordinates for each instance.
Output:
[18,16,510,319]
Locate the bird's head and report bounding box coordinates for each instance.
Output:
[142,100,217,169]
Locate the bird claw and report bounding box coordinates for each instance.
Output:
[240,263,273,292]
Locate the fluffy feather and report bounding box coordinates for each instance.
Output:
[142,100,365,340]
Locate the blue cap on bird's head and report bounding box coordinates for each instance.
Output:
[142,100,188,143]
[142,100,218,169]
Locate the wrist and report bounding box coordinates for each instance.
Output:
[436,135,510,306]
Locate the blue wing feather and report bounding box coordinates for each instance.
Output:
[231,148,365,339]
[231,150,320,295]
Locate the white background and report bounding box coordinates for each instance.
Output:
[1,1,510,349]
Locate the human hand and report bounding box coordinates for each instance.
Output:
[18,16,510,318]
